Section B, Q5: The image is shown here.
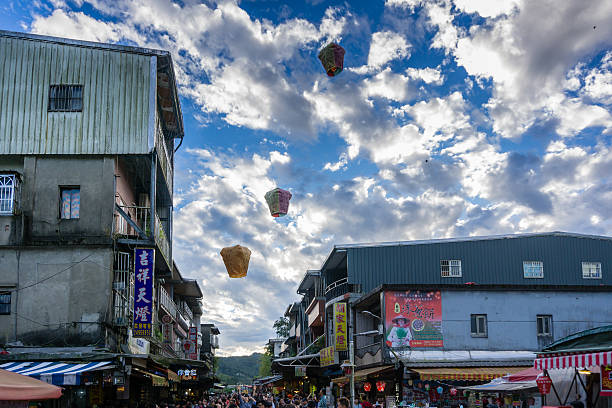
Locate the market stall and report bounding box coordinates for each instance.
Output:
[0,368,62,403]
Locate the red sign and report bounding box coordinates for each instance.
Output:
[536,376,552,394]
[602,365,612,397]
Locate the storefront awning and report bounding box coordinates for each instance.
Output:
[332,365,394,384]
[410,366,529,381]
[461,380,538,392]
[534,350,612,370]
[0,361,112,386]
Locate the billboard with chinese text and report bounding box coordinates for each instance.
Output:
[319,346,336,367]
[133,248,154,337]
[333,302,348,351]
[384,290,443,348]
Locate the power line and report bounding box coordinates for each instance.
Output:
[16,253,97,292]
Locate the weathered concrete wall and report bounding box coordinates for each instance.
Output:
[441,290,612,350]
[23,156,115,242]
[0,246,113,346]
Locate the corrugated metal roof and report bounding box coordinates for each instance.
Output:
[325,232,612,292]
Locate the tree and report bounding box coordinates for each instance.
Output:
[273,317,290,338]
[258,344,274,377]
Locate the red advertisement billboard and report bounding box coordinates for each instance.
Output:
[384,290,443,348]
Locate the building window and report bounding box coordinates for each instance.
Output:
[0,292,11,315]
[0,174,18,215]
[470,314,487,337]
[48,85,83,112]
[582,262,602,279]
[537,315,553,336]
[523,261,544,278]
[441,260,462,277]
[60,187,80,219]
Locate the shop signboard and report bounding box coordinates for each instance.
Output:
[128,330,150,354]
[320,346,337,367]
[162,323,173,345]
[384,290,443,348]
[602,365,612,397]
[178,368,198,380]
[334,302,348,351]
[133,248,154,337]
[188,326,198,359]
[295,366,307,377]
[536,376,552,394]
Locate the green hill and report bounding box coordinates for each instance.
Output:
[216,353,263,385]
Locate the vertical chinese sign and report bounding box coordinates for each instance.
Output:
[188,326,199,360]
[133,248,155,337]
[334,302,348,351]
[384,290,443,348]
[602,365,612,397]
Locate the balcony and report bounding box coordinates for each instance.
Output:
[115,204,171,269]
[325,277,361,302]
[158,285,177,319]
[155,115,173,195]
[307,298,325,328]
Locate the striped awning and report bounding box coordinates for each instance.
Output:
[534,351,612,370]
[0,361,112,386]
[411,366,529,381]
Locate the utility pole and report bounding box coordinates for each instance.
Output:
[350,340,355,408]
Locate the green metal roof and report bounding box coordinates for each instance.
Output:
[541,325,612,354]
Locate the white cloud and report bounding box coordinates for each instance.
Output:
[453,0,522,18]
[366,31,411,70]
[405,67,444,84]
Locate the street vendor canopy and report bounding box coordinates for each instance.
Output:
[410,366,529,381]
[0,368,62,400]
[0,361,112,386]
[534,351,612,370]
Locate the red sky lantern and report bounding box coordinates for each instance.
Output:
[376,381,386,392]
[450,388,458,396]
[364,382,372,392]
[265,188,292,217]
[318,43,346,77]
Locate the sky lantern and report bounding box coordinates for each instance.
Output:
[265,188,292,217]
[318,43,345,77]
[376,381,386,392]
[363,382,372,392]
[450,388,458,396]
[220,245,251,278]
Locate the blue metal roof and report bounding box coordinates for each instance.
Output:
[320,232,612,293]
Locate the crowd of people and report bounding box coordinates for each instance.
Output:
[149,390,350,408]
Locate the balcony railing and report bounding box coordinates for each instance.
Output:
[155,115,173,195]
[115,204,171,268]
[159,285,177,319]
[113,252,133,326]
[325,277,361,302]
[179,302,193,322]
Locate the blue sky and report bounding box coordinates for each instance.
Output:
[3,0,611,355]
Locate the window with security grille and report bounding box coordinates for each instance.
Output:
[0,292,11,315]
[537,315,552,336]
[441,260,462,277]
[48,85,83,112]
[582,262,602,279]
[471,314,487,337]
[523,261,544,278]
[60,187,80,219]
[0,174,18,215]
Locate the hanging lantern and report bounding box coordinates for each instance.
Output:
[424,383,430,391]
[364,382,372,392]
[265,188,292,217]
[376,381,386,392]
[450,388,458,396]
[437,386,443,395]
[220,245,252,278]
[318,43,346,77]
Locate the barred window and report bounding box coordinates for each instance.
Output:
[582,262,602,279]
[0,174,18,215]
[48,85,83,112]
[0,292,11,315]
[523,261,544,278]
[441,259,462,277]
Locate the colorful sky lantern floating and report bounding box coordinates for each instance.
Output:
[265,188,292,218]
[220,245,251,278]
[318,43,346,77]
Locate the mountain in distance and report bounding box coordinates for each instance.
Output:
[216,353,263,385]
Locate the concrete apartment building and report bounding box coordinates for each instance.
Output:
[0,30,211,402]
